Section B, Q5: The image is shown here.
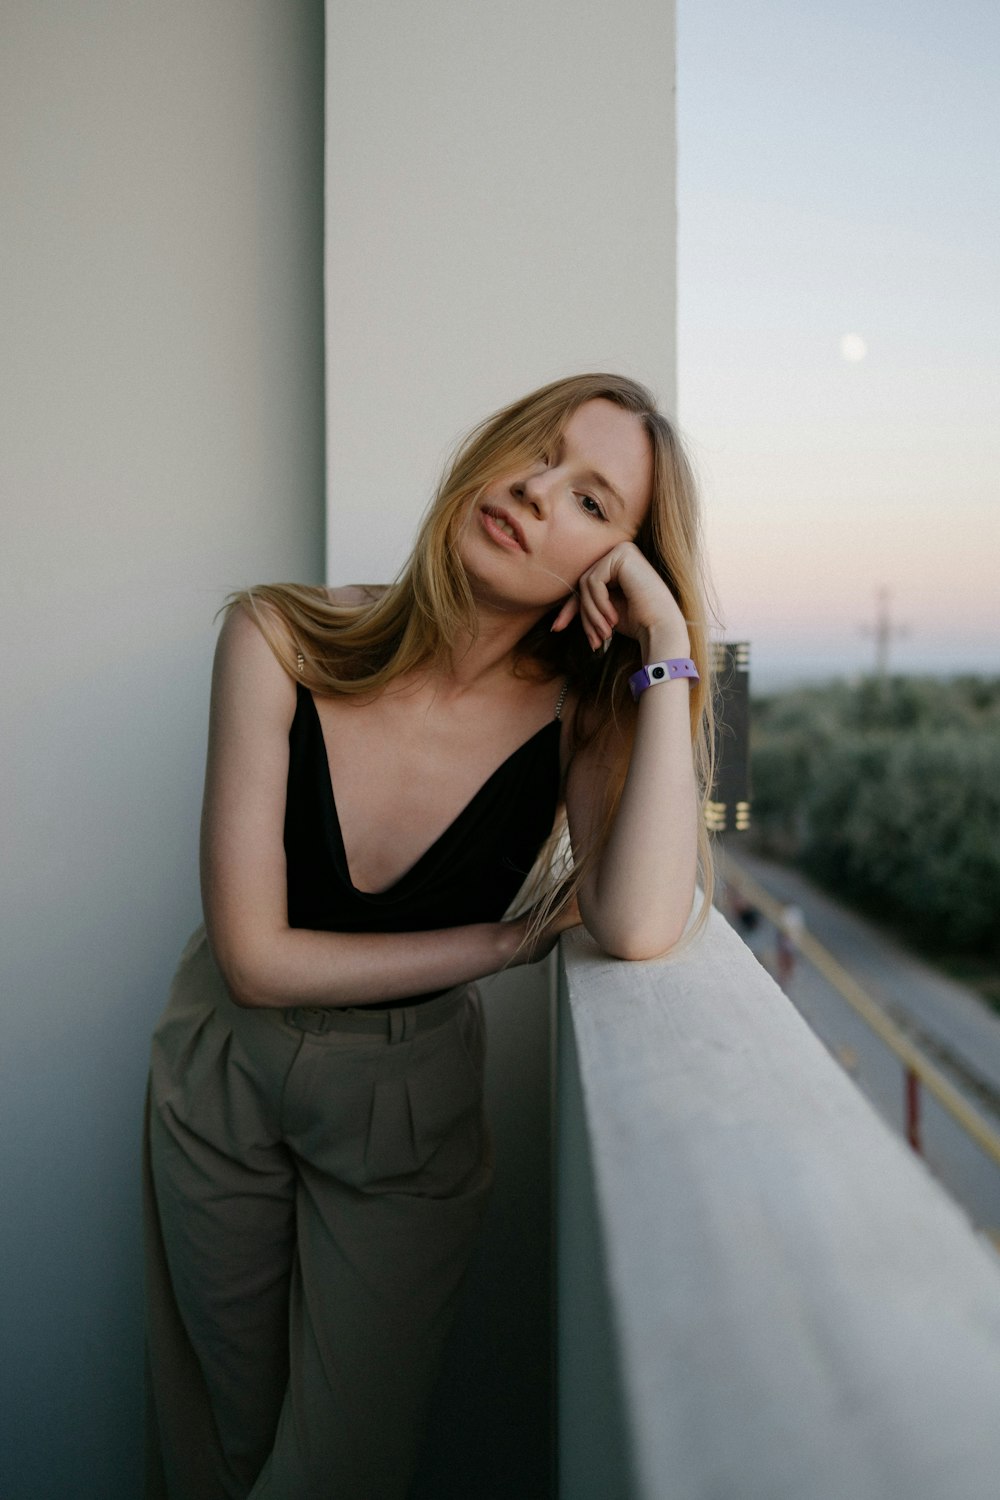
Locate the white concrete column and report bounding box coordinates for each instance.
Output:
[324,5,678,1491]
[324,0,677,584]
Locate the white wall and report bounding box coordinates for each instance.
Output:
[324,4,677,1490]
[325,0,678,586]
[0,5,325,1495]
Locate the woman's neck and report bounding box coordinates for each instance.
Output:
[432,599,552,696]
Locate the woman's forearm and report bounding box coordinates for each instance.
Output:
[581,624,700,959]
[222,919,523,1009]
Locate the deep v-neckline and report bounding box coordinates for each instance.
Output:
[302,687,562,898]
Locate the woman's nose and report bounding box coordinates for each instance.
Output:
[515,465,553,515]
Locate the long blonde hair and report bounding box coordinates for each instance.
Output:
[226,372,717,948]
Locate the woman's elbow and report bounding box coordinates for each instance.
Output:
[227,980,267,1009]
[584,916,686,963]
[217,957,264,1008]
[578,877,695,963]
[207,930,272,1009]
[602,933,682,963]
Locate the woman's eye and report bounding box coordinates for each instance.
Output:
[579,494,607,521]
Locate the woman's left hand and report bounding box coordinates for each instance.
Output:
[550,541,689,654]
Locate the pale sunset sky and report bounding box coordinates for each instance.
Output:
[677,0,999,689]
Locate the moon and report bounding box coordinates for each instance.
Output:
[840,333,868,362]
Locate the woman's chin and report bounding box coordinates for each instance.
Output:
[463,570,568,618]
[456,545,557,614]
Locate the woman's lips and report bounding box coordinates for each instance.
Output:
[480,505,527,552]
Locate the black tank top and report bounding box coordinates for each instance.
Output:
[283,682,565,1006]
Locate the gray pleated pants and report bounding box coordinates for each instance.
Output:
[142,925,494,1500]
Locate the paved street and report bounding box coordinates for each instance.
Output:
[719,847,1000,1236]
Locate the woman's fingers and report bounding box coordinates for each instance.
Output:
[550,594,579,633]
[579,564,618,647]
[551,545,632,647]
[565,541,686,650]
[554,895,582,932]
[551,586,608,651]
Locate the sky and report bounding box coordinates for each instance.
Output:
[677,0,1000,689]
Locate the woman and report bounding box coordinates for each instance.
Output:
[143,372,715,1499]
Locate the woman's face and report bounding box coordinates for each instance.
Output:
[457,397,654,615]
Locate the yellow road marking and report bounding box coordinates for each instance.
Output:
[721,854,1000,1172]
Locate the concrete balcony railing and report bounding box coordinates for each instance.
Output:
[557,908,1000,1500]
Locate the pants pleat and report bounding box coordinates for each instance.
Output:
[143,926,493,1500]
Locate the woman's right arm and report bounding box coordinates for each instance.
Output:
[200,605,565,1008]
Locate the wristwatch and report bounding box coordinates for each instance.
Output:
[628,658,699,700]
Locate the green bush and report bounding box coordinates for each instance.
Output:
[749,678,1000,956]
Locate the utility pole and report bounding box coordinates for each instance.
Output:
[862,586,908,684]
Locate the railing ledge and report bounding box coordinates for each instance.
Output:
[557,907,1000,1500]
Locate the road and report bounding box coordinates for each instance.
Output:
[719,847,1000,1237]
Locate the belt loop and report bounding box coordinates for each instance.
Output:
[388,1007,418,1043]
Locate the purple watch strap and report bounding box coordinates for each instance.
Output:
[628,658,700,700]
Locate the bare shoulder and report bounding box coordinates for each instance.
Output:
[211,601,297,725]
[215,597,287,666]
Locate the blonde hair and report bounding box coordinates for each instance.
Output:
[225,372,717,950]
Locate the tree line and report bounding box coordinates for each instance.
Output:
[745,676,1000,959]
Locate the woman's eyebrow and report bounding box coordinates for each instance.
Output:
[556,438,628,515]
[582,468,627,516]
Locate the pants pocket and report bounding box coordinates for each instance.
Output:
[363,1020,484,1196]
